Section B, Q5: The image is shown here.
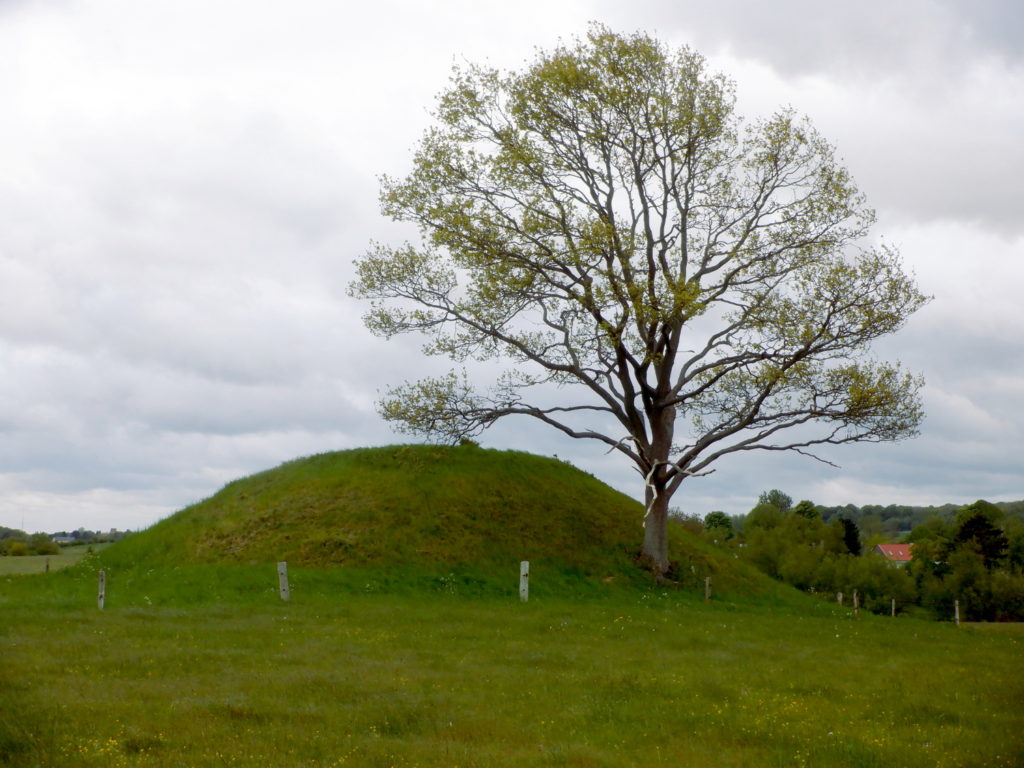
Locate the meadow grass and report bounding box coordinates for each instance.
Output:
[2,565,1022,767]
[0,544,109,576]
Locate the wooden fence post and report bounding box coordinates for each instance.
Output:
[891,598,896,617]
[519,561,529,602]
[853,589,859,615]
[954,599,960,627]
[704,576,711,602]
[277,562,290,602]
[97,570,106,611]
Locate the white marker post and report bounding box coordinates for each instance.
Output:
[97,570,106,611]
[519,561,529,602]
[954,599,960,627]
[278,562,290,602]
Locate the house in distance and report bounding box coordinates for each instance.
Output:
[873,542,914,567]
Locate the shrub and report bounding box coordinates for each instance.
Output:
[28,533,59,556]
[7,541,28,556]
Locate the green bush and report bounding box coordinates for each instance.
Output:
[6,541,28,557]
[28,533,59,556]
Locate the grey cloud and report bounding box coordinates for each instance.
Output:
[941,0,1024,59]
[1,0,1020,531]
[593,0,1024,235]
[598,0,1020,76]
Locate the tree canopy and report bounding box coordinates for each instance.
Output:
[351,26,928,576]
[703,510,733,538]
[759,489,794,514]
[954,501,1008,569]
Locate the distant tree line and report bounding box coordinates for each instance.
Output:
[0,528,60,557]
[0,526,129,557]
[688,492,1024,621]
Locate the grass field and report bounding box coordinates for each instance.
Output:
[0,544,109,576]
[3,448,1021,766]
[2,565,1022,767]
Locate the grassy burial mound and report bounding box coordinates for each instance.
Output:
[96,444,774,595]
[101,445,640,574]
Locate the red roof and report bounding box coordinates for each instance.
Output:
[874,543,914,562]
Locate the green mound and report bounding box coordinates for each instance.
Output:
[97,444,783,596]
[103,446,637,571]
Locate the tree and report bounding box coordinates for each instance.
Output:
[1004,516,1024,572]
[27,533,59,556]
[744,502,784,532]
[954,501,1008,570]
[351,26,928,577]
[838,516,862,556]
[759,490,794,514]
[791,499,819,520]
[703,510,733,539]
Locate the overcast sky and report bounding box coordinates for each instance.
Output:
[2,0,1022,533]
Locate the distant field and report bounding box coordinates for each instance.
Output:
[0,543,109,575]
[2,568,1022,767]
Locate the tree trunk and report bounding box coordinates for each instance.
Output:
[641,403,676,578]
[642,485,671,577]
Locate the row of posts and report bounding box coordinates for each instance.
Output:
[91,564,716,606]
[834,589,962,626]
[95,565,964,624]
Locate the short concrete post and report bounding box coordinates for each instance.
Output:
[519,561,529,602]
[891,598,896,617]
[97,570,106,610]
[836,591,843,606]
[954,599,960,627]
[704,576,711,602]
[277,561,290,602]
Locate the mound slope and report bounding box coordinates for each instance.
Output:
[105,445,645,573]
[98,444,784,596]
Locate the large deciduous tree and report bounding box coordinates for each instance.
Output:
[350,26,928,577]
